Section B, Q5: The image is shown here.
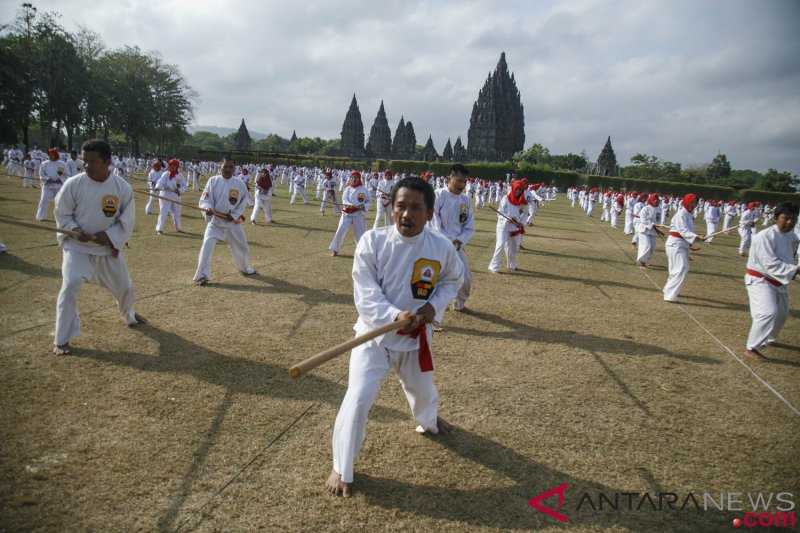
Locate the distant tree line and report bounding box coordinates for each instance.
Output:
[0,3,195,154]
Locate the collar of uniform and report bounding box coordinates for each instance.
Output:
[390,224,425,244]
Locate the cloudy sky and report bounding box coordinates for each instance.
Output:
[2,0,799,173]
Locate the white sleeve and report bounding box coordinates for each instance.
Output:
[426,244,465,321]
[104,185,135,250]
[199,179,214,210]
[54,180,79,232]
[456,202,475,245]
[352,235,403,326]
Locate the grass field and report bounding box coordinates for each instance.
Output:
[0,173,798,532]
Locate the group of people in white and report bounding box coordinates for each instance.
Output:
[567,185,799,360]
[0,141,797,496]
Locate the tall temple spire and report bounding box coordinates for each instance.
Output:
[420,135,438,161]
[596,136,617,176]
[340,94,365,157]
[442,138,453,161]
[467,52,525,161]
[366,100,392,159]
[233,118,252,151]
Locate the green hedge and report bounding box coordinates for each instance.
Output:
[584,174,737,199]
[737,189,800,205]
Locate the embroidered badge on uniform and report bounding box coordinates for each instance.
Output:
[459,202,468,224]
[357,192,366,203]
[410,258,441,300]
[101,195,119,217]
[228,188,240,205]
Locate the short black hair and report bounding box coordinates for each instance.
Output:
[391,177,435,210]
[81,139,111,163]
[450,163,469,177]
[773,202,799,219]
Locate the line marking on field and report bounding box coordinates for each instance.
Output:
[587,211,800,417]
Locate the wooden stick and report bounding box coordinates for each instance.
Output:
[703,227,736,240]
[0,215,96,241]
[289,318,413,379]
[134,189,238,222]
[487,205,523,227]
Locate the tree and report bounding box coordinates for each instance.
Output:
[756,169,799,192]
[512,143,551,166]
[706,153,731,183]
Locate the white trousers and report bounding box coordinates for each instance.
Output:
[332,339,439,483]
[488,228,521,272]
[320,191,338,214]
[738,228,751,254]
[23,175,34,188]
[329,214,365,253]
[189,173,199,190]
[623,213,634,234]
[193,222,254,281]
[290,186,308,204]
[663,245,689,301]
[723,215,732,231]
[373,201,393,229]
[610,210,619,228]
[746,281,789,350]
[600,207,609,222]
[454,248,471,309]
[705,221,717,243]
[250,194,272,223]
[55,249,136,346]
[36,187,58,221]
[526,204,538,225]
[156,197,181,232]
[636,233,656,264]
[144,185,158,215]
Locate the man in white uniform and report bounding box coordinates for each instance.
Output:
[488,179,528,273]
[329,172,370,257]
[663,194,704,302]
[738,202,758,256]
[326,176,463,497]
[431,164,474,311]
[154,159,185,234]
[193,158,257,285]
[37,148,67,221]
[372,171,395,228]
[320,170,338,215]
[635,193,663,267]
[53,139,145,356]
[250,168,273,224]
[145,160,162,215]
[743,203,798,359]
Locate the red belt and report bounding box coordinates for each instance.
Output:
[746,268,781,287]
[398,325,433,372]
[342,206,360,214]
[669,231,682,238]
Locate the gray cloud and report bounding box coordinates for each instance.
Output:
[2,0,798,173]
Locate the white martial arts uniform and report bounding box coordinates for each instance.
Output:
[329,185,370,254]
[320,177,338,215]
[372,178,394,229]
[290,173,308,204]
[155,171,186,232]
[744,225,799,350]
[488,195,527,272]
[738,209,756,255]
[250,178,273,224]
[37,159,67,221]
[432,188,475,310]
[145,168,161,215]
[193,174,255,282]
[662,207,698,301]
[54,173,138,346]
[704,204,720,243]
[636,203,658,265]
[331,225,464,484]
[623,196,635,235]
[610,198,623,228]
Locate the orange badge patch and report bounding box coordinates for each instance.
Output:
[101,195,119,217]
[459,202,468,223]
[357,192,366,203]
[410,258,441,300]
[228,188,240,205]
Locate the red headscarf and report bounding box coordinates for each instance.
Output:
[647,193,659,207]
[152,160,162,171]
[746,201,757,210]
[616,194,625,206]
[681,194,697,210]
[48,148,59,161]
[508,179,528,206]
[638,193,647,203]
[384,170,393,178]
[349,171,362,188]
[167,159,180,177]
[257,170,272,191]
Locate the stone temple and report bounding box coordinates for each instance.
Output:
[467,52,525,161]
[340,94,365,157]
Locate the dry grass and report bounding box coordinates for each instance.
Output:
[0,173,798,532]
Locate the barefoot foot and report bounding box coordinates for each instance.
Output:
[325,470,351,497]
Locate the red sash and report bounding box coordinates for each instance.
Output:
[342,206,360,214]
[746,268,781,287]
[398,325,433,372]
[669,231,682,238]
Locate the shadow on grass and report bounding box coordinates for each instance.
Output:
[358,427,736,531]
[74,324,406,531]
[447,308,720,366]
[0,252,61,278]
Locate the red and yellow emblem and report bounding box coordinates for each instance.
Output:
[357,192,366,203]
[459,201,468,223]
[410,258,441,300]
[228,188,240,205]
[101,195,119,217]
